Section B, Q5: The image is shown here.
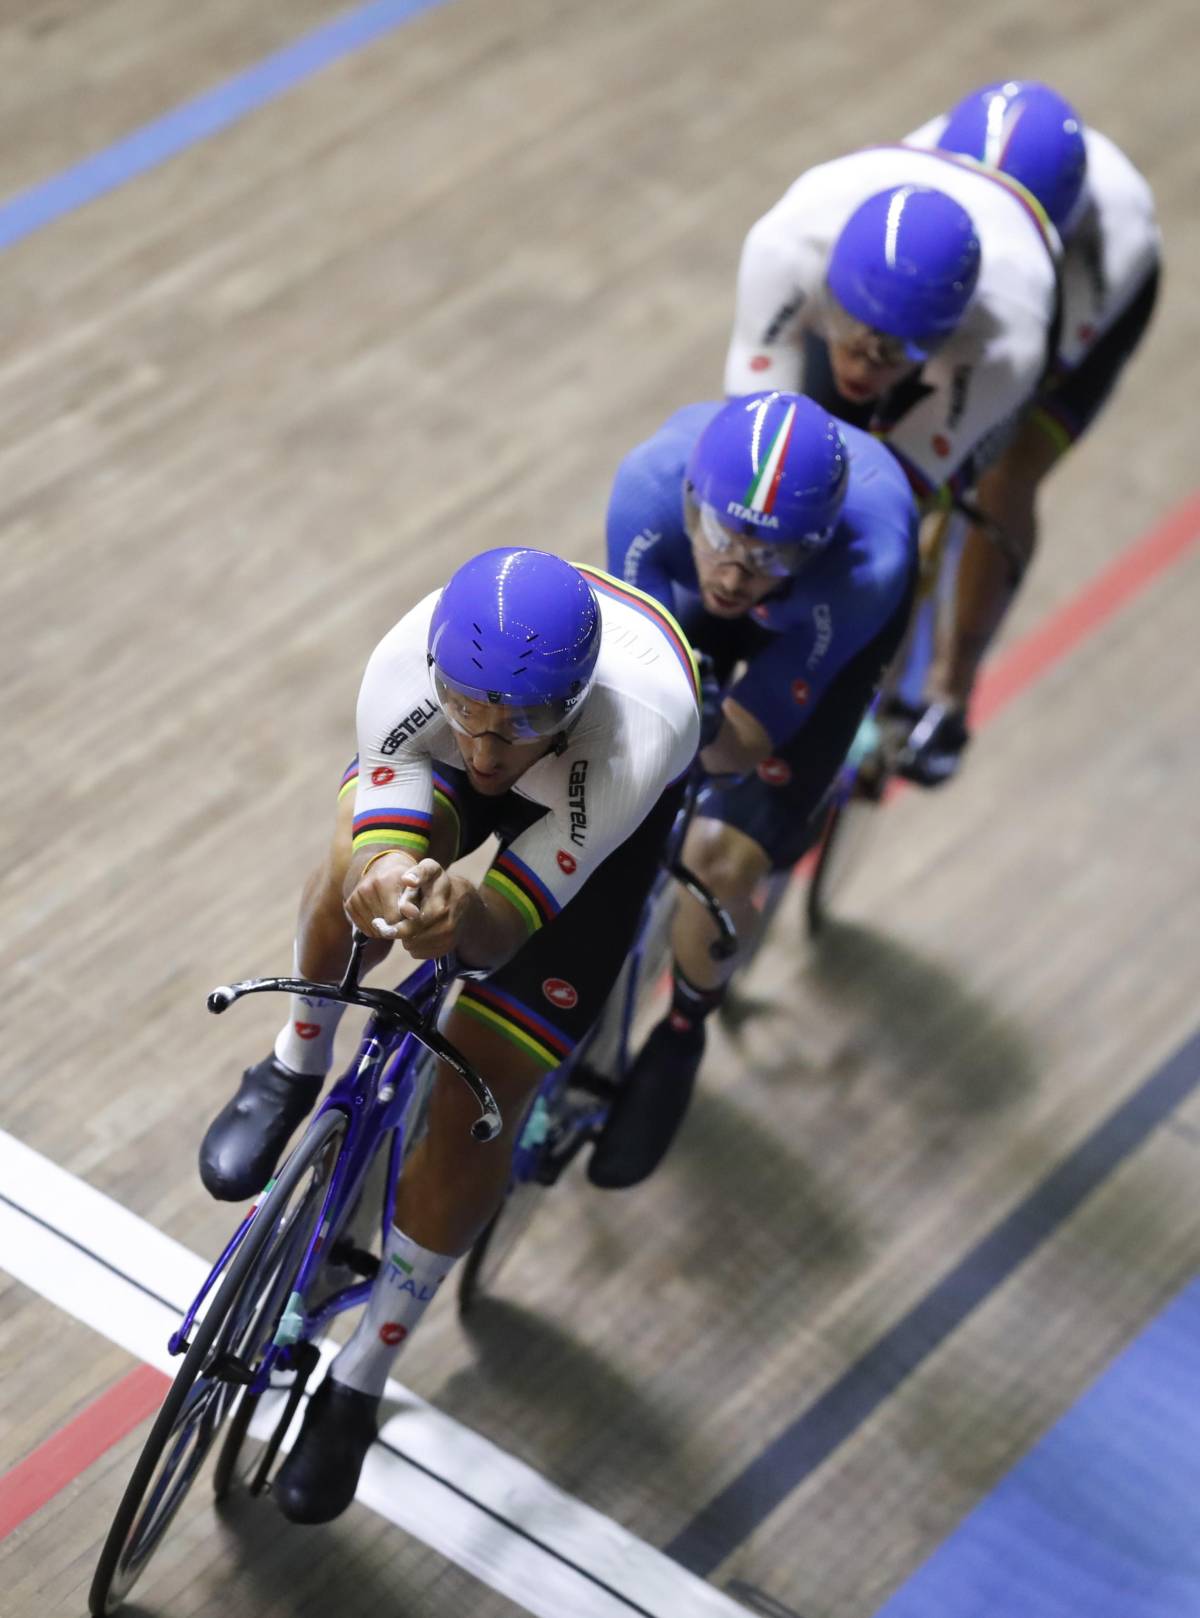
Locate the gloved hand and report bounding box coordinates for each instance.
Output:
[696,653,724,750]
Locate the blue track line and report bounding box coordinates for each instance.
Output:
[669,1023,1200,1576]
[873,1275,1200,1617]
[0,0,452,252]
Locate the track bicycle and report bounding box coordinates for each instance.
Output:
[457,768,736,1312]
[88,935,500,1616]
[801,501,987,935]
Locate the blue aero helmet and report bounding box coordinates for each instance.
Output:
[936,80,1087,235]
[826,185,982,360]
[685,392,850,576]
[427,547,602,741]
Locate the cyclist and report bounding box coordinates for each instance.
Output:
[893,81,1161,783]
[589,390,918,1188]
[724,143,1062,513]
[198,547,699,1522]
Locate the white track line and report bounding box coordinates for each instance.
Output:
[0,1130,746,1618]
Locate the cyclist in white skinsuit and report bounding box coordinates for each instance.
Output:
[725,143,1062,503]
[198,548,699,1524]
[895,82,1161,781]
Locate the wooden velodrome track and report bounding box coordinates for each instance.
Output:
[2,1,1198,1615]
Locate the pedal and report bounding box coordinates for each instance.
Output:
[210,1351,258,1386]
[328,1240,380,1280]
[567,1065,617,1101]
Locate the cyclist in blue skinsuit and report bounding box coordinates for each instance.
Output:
[588,390,919,1188]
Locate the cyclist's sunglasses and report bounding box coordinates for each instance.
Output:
[691,498,825,579]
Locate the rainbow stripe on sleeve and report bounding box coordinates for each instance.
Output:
[455,981,575,1070]
[482,849,561,935]
[351,807,432,856]
[338,758,359,800]
[577,565,701,708]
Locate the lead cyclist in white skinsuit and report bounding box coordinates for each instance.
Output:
[898,81,1161,781]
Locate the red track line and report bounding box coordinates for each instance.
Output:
[0,1363,168,1539]
[973,489,1200,726]
[3,488,1200,1544]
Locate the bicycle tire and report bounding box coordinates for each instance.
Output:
[88,1109,347,1616]
[805,789,880,937]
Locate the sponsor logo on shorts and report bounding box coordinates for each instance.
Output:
[669,1011,693,1033]
[757,757,792,787]
[371,765,395,786]
[542,978,579,1010]
[294,1021,321,1040]
[753,604,771,623]
[379,1322,408,1346]
[749,354,772,372]
[1078,322,1095,344]
[791,677,810,706]
[931,433,951,459]
[557,849,578,875]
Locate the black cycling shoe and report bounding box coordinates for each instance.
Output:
[896,703,970,789]
[274,1378,379,1524]
[198,1057,323,1201]
[588,1017,705,1189]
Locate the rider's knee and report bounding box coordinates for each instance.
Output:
[683,818,769,903]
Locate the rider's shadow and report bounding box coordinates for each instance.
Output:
[209,1490,426,1615]
[450,1297,696,1496]
[725,915,1038,1124]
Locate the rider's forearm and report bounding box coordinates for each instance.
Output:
[452,879,528,972]
[701,698,773,776]
[342,843,418,903]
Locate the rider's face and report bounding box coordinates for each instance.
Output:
[685,499,782,618]
[822,292,922,405]
[441,693,553,794]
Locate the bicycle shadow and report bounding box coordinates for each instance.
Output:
[727,915,1037,1120]
[449,1295,694,1496]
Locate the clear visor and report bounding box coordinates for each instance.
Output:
[431,664,584,743]
[822,287,942,366]
[694,500,824,579]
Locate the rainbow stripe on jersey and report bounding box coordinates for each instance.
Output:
[482,848,561,936]
[577,565,701,707]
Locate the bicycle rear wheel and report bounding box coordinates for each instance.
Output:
[805,783,883,937]
[88,1109,346,1616]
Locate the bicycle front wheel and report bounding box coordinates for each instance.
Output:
[88,1109,347,1616]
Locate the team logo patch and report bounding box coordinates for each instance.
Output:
[1078,323,1095,343]
[931,433,951,458]
[371,765,396,786]
[379,1322,408,1346]
[294,1021,321,1040]
[557,849,578,875]
[749,354,772,372]
[542,978,579,1010]
[757,758,792,787]
[791,677,810,706]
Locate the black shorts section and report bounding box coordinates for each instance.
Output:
[696,587,914,871]
[470,782,684,1062]
[432,763,548,859]
[1039,259,1160,443]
